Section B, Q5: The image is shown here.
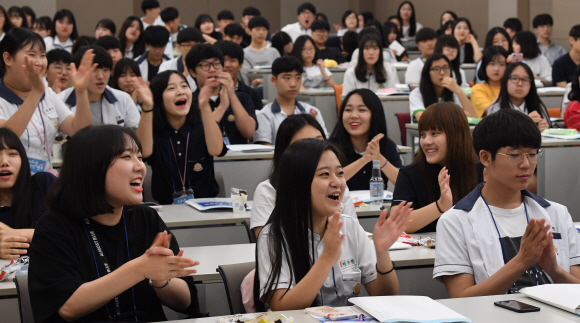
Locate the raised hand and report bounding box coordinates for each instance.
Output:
[70,49,97,93]
[365,133,384,162]
[320,212,344,264]
[22,55,45,94]
[373,201,412,253]
[437,167,453,212]
[133,77,153,108]
[441,76,461,93]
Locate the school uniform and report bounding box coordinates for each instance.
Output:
[523,55,552,81]
[302,65,332,89]
[434,185,580,292]
[253,100,327,144]
[257,214,377,308]
[43,36,74,53]
[538,40,567,65]
[58,86,140,128]
[280,22,311,42]
[401,22,423,41]
[236,81,263,110]
[349,48,397,65]
[135,51,172,82]
[337,28,362,37]
[552,53,578,86]
[158,56,198,91]
[0,79,72,172]
[250,179,358,231]
[408,87,463,122]
[342,63,399,95]
[141,16,165,30]
[453,68,469,88]
[404,57,425,85]
[487,101,551,125]
[191,89,257,145]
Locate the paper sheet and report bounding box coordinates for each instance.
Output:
[521,284,580,315]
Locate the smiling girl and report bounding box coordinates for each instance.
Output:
[44,9,78,53]
[453,18,482,64]
[195,14,222,45]
[112,58,142,107]
[119,16,145,59]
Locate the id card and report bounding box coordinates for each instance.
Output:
[222,135,230,145]
[28,158,47,174]
[172,189,194,204]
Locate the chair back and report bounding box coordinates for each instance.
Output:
[217,262,256,315]
[14,271,33,323]
[242,219,257,243]
[333,85,343,116]
[395,113,411,145]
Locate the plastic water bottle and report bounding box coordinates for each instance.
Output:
[369,160,384,205]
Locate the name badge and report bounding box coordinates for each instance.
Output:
[173,189,194,205]
[339,258,356,271]
[28,158,47,174]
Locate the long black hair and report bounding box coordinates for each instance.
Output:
[397,1,417,37]
[8,7,28,29]
[453,18,475,63]
[51,9,78,41]
[254,138,344,310]
[497,62,551,125]
[150,70,199,133]
[0,28,45,77]
[291,35,318,66]
[477,46,508,82]
[484,27,513,53]
[419,53,454,107]
[568,64,580,102]
[112,58,142,90]
[341,10,357,28]
[269,114,326,188]
[118,16,145,58]
[435,35,462,86]
[355,33,386,83]
[0,6,13,34]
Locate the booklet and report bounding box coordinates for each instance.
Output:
[520,284,580,315]
[185,198,251,211]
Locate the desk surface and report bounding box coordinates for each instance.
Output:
[159,204,250,227]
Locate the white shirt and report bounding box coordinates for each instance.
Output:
[434,186,580,287]
[342,63,399,95]
[141,16,165,30]
[349,48,397,65]
[280,22,311,42]
[487,100,527,115]
[562,83,572,117]
[302,65,332,89]
[250,179,358,230]
[43,36,74,53]
[409,87,462,122]
[404,57,425,85]
[158,56,198,91]
[337,28,362,37]
[454,68,469,88]
[401,22,423,41]
[254,100,327,144]
[257,214,377,308]
[135,51,172,82]
[523,55,552,81]
[58,86,140,128]
[0,81,72,172]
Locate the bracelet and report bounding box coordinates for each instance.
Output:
[149,279,171,289]
[376,261,395,275]
[380,159,388,169]
[142,108,154,113]
[435,200,444,213]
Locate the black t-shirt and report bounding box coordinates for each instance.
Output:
[318,46,346,64]
[147,60,161,83]
[0,172,56,228]
[192,89,258,145]
[29,205,202,322]
[552,53,578,85]
[237,82,263,111]
[147,123,227,204]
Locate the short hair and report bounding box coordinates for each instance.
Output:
[533,14,553,28]
[112,58,141,89]
[272,55,303,77]
[95,19,116,35]
[271,31,292,56]
[194,14,214,30]
[360,12,374,25]
[215,41,244,64]
[477,46,508,82]
[568,64,580,102]
[473,109,541,159]
[47,49,73,66]
[224,23,245,38]
[52,9,78,41]
[503,18,522,33]
[71,36,96,56]
[310,19,330,32]
[177,27,205,44]
[141,0,160,13]
[95,35,122,52]
[143,25,169,47]
[242,6,261,17]
[47,125,143,219]
[342,31,359,55]
[74,44,113,70]
[513,31,541,59]
[569,24,580,40]
[315,13,328,22]
[415,27,437,43]
[160,7,179,23]
[33,16,52,31]
[185,43,224,73]
[297,3,316,15]
[217,10,234,21]
[248,16,269,30]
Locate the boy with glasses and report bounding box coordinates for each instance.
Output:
[310,19,345,64]
[434,109,580,297]
[159,27,205,90]
[281,2,316,42]
[186,44,257,144]
[45,48,73,94]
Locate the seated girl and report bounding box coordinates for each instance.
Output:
[487,62,551,132]
[255,138,412,310]
[384,21,409,61]
[29,125,202,322]
[342,34,399,94]
[112,58,142,108]
[471,46,508,117]
[136,71,227,204]
[453,18,482,64]
[393,102,478,233]
[435,35,469,87]
[349,25,397,64]
[195,14,222,44]
[397,1,423,41]
[437,11,457,36]
[329,89,401,190]
[291,35,335,89]
[475,27,512,84]
[251,114,358,238]
[512,31,552,82]
[564,64,580,130]
[409,53,476,122]
[0,128,56,259]
[337,10,361,37]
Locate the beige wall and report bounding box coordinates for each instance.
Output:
[57,0,134,37]
[1,0,56,18]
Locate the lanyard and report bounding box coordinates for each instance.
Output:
[168,131,190,192]
[26,103,51,164]
[83,212,137,320]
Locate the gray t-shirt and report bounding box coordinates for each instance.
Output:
[90,100,103,125]
[242,47,280,84]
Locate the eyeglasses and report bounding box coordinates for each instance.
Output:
[179,42,197,50]
[197,60,222,71]
[302,47,315,53]
[508,76,531,85]
[430,65,450,73]
[51,64,71,74]
[313,30,328,35]
[496,150,542,165]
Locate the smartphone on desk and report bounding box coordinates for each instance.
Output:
[494,300,540,313]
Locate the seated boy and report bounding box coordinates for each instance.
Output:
[242,16,280,87]
[533,14,566,65]
[552,24,580,88]
[58,45,140,128]
[160,6,187,47]
[217,10,234,33]
[159,27,204,90]
[95,36,124,70]
[434,109,580,297]
[135,26,172,82]
[310,19,345,64]
[341,31,359,62]
[280,2,316,42]
[45,49,72,94]
[254,56,327,145]
[503,18,522,40]
[140,0,164,29]
[405,28,437,85]
[241,6,261,46]
[187,44,257,144]
[223,23,246,46]
[216,41,263,110]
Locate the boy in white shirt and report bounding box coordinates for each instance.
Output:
[135,26,172,82]
[140,0,164,30]
[158,27,204,90]
[281,3,316,42]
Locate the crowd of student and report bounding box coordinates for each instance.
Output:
[0,0,579,321]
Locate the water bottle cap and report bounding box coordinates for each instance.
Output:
[373,160,380,167]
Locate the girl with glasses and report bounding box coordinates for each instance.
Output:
[435,35,468,88]
[291,35,335,89]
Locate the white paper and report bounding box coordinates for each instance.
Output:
[520,284,580,315]
[537,86,566,94]
[365,232,413,250]
[227,144,275,152]
[350,190,393,202]
[388,40,406,57]
[349,296,471,322]
[541,134,580,140]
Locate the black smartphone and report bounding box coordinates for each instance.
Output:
[494,300,540,313]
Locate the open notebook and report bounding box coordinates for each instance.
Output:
[520,284,580,315]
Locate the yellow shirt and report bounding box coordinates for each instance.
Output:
[471,83,501,117]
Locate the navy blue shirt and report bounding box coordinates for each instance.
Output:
[236,81,263,111]
[552,53,578,85]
